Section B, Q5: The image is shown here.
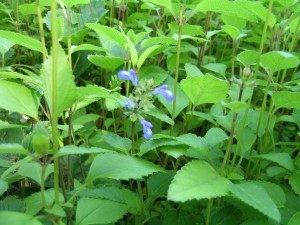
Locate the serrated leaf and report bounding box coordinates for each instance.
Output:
[0,80,40,119]
[0,196,25,212]
[168,160,231,202]
[122,31,138,66]
[180,75,228,106]
[41,45,76,116]
[18,163,54,185]
[253,152,294,171]
[146,107,174,125]
[87,153,164,181]
[289,171,300,195]
[141,37,177,49]
[71,44,105,54]
[228,182,281,223]
[0,211,43,225]
[100,134,131,153]
[261,51,299,73]
[85,23,126,49]
[202,63,227,77]
[57,146,112,157]
[137,45,162,70]
[76,198,127,225]
[273,91,300,109]
[88,55,123,71]
[0,30,43,52]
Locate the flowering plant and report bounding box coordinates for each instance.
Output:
[118,69,174,139]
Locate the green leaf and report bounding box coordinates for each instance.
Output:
[137,45,162,70]
[180,75,228,106]
[41,45,76,116]
[288,212,300,225]
[237,50,260,65]
[289,171,300,195]
[0,211,43,225]
[0,38,14,54]
[143,0,173,15]
[0,196,25,212]
[18,163,54,185]
[57,145,112,157]
[0,179,8,196]
[228,182,281,223]
[224,101,249,112]
[0,30,43,52]
[76,198,127,225]
[87,153,164,181]
[204,128,228,147]
[273,91,300,109]
[202,63,227,77]
[162,210,195,225]
[0,144,29,155]
[261,51,299,73]
[147,172,174,201]
[122,31,138,66]
[253,152,294,171]
[85,23,126,49]
[146,107,174,126]
[100,134,131,154]
[0,80,40,119]
[168,160,231,202]
[222,25,241,40]
[185,63,203,77]
[140,37,177,49]
[88,55,124,71]
[62,0,89,8]
[71,44,105,54]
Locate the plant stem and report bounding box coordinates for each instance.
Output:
[206,199,213,225]
[40,164,49,209]
[50,0,60,204]
[36,0,47,61]
[171,6,183,122]
[197,11,211,67]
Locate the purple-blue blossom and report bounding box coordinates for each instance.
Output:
[153,84,174,101]
[124,98,133,109]
[118,69,138,86]
[140,119,152,140]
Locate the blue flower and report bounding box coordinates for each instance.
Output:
[118,69,138,86]
[124,98,133,109]
[153,84,174,101]
[140,119,152,140]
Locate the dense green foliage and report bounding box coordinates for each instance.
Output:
[0,0,300,224]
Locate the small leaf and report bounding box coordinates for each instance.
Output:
[0,30,43,52]
[137,45,162,70]
[185,63,203,77]
[180,75,228,106]
[273,91,300,109]
[288,212,300,225]
[88,55,123,71]
[289,171,300,195]
[222,25,241,40]
[0,179,8,196]
[237,50,260,66]
[228,182,281,223]
[253,153,294,171]
[0,211,43,225]
[0,80,40,119]
[202,63,227,77]
[168,160,231,202]
[143,0,173,16]
[224,101,249,112]
[146,107,174,126]
[18,163,54,185]
[100,134,131,154]
[71,44,105,54]
[76,198,127,225]
[57,146,112,157]
[87,153,164,181]
[261,51,299,73]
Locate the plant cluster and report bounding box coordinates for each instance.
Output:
[0,0,299,225]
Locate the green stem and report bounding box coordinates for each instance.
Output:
[171,6,183,123]
[40,164,49,209]
[206,199,213,225]
[67,8,72,68]
[36,0,47,61]
[50,0,60,204]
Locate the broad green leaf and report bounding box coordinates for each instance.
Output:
[0,71,41,87]
[85,23,126,49]
[168,160,231,202]
[237,50,259,66]
[180,75,228,106]
[288,212,300,225]
[273,91,300,109]
[253,153,294,171]
[224,101,249,112]
[0,144,29,155]
[87,153,164,181]
[100,134,131,154]
[0,179,8,196]
[228,182,281,223]
[71,44,105,54]
[76,198,127,225]
[122,31,138,66]
[204,128,228,147]
[261,51,299,73]
[222,25,240,40]
[185,63,203,77]
[18,163,54,185]
[88,55,123,71]
[143,0,173,15]
[0,211,43,225]
[41,45,77,116]
[19,3,45,15]
[62,0,89,8]
[0,38,14,54]
[140,37,177,49]
[0,80,40,119]
[57,146,112,157]
[202,63,227,77]
[137,45,162,70]
[0,30,43,52]
[146,107,174,126]
[176,133,208,154]
[289,171,300,195]
[147,172,174,201]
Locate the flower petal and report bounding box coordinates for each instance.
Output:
[152,84,174,102]
[117,70,138,86]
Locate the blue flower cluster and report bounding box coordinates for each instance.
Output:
[118,69,174,140]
